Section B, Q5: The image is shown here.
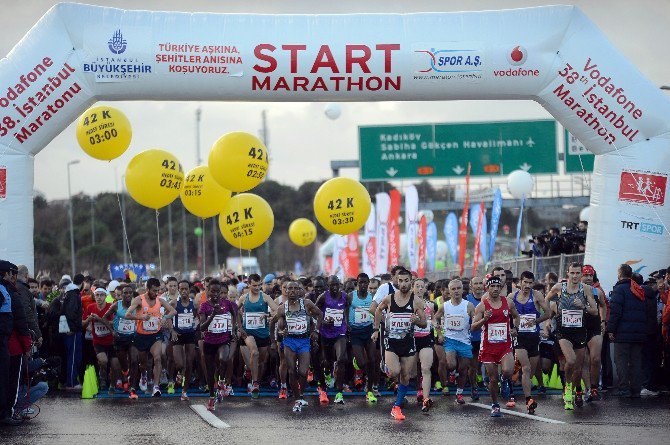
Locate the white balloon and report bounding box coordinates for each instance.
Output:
[507,170,534,199]
[324,103,341,120]
[436,240,448,261]
[579,206,591,222]
[418,209,434,224]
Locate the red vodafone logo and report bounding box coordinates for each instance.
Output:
[507,45,527,66]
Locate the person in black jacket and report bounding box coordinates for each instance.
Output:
[608,264,648,397]
[15,265,41,348]
[61,274,84,389]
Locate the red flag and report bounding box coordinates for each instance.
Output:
[472,201,485,276]
[458,163,471,276]
[418,215,427,278]
[388,189,401,268]
[365,237,377,274]
[324,256,333,275]
[340,233,360,278]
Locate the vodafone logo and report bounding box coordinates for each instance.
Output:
[507,46,527,66]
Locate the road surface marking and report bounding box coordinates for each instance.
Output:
[469,402,565,424]
[191,404,231,428]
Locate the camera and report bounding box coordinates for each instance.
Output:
[29,356,61,385]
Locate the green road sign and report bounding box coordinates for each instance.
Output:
[358,120,557,181]
[564,130,595,173]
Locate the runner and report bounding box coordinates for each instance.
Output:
[161,276,180,392]
[82,287,116,392]
[170,279,197,401]
[238,273,279,398]
[103,284,136,396]
[124,278,177,397]
[372,268,427,420]
[348,273,378,402]
[412,278,437,413]
[433,280,450,396]
[270,279,291,399]
[435,279,475,406]
[275,281,322,412]
[545,263,598,410]
[509,271,551,413]
[580,265,608,402]
[315,276,351,405]
[471,275,520,417]
[199,279,238,411]
[466,276,485,400]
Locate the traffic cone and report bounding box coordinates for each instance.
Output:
[353,357,360,372]
[531,376,539,386]
[81,365,99,399]
[547,364,562,389]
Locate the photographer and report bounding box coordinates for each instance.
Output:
[12,357,55,419]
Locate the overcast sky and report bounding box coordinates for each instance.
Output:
[2,0,669,201]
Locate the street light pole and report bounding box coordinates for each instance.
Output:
[67,160,80,275]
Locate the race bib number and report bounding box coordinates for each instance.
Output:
[286,314,308,335]
[142,317,160,332]
[518,314,537,333]
[487,322,508,343]
[389,313,412,339]
[245,312,266,329]
[94,322,111,337]
[446,315,465,331]
[209,314,231,334]
[117,318,135,334]
[177,313,194,329]
[325,307,344,327]
[354,307,371,325]
[561,309,583,328]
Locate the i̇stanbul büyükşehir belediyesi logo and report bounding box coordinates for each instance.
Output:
[108,30,127,55]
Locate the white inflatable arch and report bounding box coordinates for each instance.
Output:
[1,3,669,288]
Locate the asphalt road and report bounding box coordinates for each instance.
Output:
[3,392,669,445]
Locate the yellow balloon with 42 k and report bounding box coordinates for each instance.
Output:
[313,177,371,235]
[208,132,269,192]
[125,149,184,209]
[76,105,132,160]
[289,218,317,247]
[180,166,232,218]
[219,193,274,250]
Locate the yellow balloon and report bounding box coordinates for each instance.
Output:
[219,193,274,250]
[288,218,317,247]
[125,149,184,209]
[76,105,132,160]
[208,132,269,192]
[313,178,371,235]
[180,166,232,218]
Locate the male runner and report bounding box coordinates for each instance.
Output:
[315,276,351,405]
[545,263,598,410]
[412,278,436,412]
[433,280,450,395]
[270,279,291,399]
[104,284,136,396]
[82,287,116,391]
[509,271,551,413]
[161,276,180,390]
[372,268,427,420]
[348,273,378,402]
[466,276,485,399]
[580,265,607,401]
[471,276,520,417]
[275,281,322,412]
[238,273,278,398]
[124,278,176,397]
[170,279,197,400]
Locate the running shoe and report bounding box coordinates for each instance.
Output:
[564,386,574,410]
[160,369,169,385]
[270,378,278,389]
[247,383,253,394]
[506,397,516,408]
[575,391,584,408]
[181,392,189,401]
[354,372,364,389]
[325,373,335,389]
[207,397,216,412]
[318,387,329,404]
[526,397,537,415]
[139,372,148,392]
[307,369,314,383]
[490,403,502,417]
[122,381,130,392]
[152,385,162,397]
[129,388,138,400]
[372,385,381,397]
[298,399,309,407]
[226,385,234,396]
[501,379,511,400]
[471,389,480,401]
[391,405,406,420]
[167,381,175,394]
[416,388,424,403]
[456,394,465,405]
[590,387,601,400]
[251,382,260,399]
[434,381,443,391]
[279,387,288,399]
[115,380,123,391]
[366,391,377,403]
[342,384,352,393]
[421,398,434,413]
[292,401,302,412]
[442,386,450,397]
[175,372,183,388]
[583,390,592,404]
[448,372,457,386]
[334,392,344,405]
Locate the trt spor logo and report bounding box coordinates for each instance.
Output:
[108,30,127,54]
[507,46,527,65]
[414,48,482,73]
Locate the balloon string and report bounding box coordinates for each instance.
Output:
[202,218,206,278]
[116,192,133,264]
[155,210,162,278]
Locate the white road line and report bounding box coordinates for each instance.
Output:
[190,404,231,428]
[469,402,565,424]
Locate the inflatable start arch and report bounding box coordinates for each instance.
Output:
[1,3,668,288]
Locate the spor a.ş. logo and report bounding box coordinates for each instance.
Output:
[507,46,527,66]
[108,29,127,54]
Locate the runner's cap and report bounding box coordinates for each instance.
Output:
[486,276,502,287]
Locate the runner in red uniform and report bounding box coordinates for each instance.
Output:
[471,275,520,417]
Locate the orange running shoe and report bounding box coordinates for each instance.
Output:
[318,387,329,404]
[207,397,216,412]
[506,397,516,408]
[279,388,288,399]
[391,405,406,420]
[526,397,537,414]
[129,389,138,400]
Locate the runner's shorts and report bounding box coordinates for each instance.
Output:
[513,333,540,358]
[556,328,587,350]
[414,334,434,351]
[350,325,374,347]
[93,343,115,357]
[133,332,163,352]
[478,341,513,364]
[203,341,231,356]
[249,334,271,348]
[283,336,311,354]
[171,331,197,346]
[114,335,134,351]
[384,336,416,358]
[444,338,473,359]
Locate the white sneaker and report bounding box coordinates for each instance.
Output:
[298,399,308,407]
[139,372,148,391]
[640,388,659,397]
[292,401,302,412]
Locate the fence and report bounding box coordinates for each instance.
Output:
[426,253,585,280]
